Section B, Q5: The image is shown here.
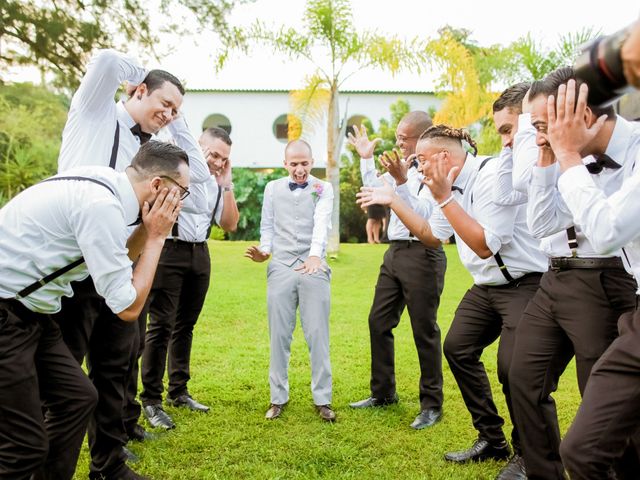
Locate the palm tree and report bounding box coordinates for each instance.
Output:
[221,0,428,254]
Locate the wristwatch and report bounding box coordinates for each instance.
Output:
[222,183,234,192]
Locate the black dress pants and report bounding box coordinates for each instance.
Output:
[443,273,541,452]
[561,305,640,480]
[367,241,447,410]
[0,299,97,480]
[123,304,148,435]
[52,277,138,477]
[508,267,637,480]
[140,241,211,406]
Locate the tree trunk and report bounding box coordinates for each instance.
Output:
[326,82,341,255]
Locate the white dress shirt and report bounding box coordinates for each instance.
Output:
[58,49,147,173]
[172,177,224,243]
[259,175,333,258]
[493,147,529,206]
[527,116,636,258]
[511,113,541,194]
[429,154,547,285]
[0,167,139,314]
[58,49,210,185]
[557,120,640,290]
[360,157,435,240]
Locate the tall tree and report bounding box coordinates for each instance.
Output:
[1,0,245,89]
[222,0,428,254]
[428,26,597,154]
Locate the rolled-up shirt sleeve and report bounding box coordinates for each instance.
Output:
[72,49,147,118]
[166,116,210,184]
[72,197,137,314]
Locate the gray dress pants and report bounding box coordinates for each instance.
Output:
[266,260,332,406]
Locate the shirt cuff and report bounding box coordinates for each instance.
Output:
[360,157,375,170]
[105,284,137,316]
[309,244,323,258]
[483,229,503,256]
[530,164,558,187]
[259,244,271,255]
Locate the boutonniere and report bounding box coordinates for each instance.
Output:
[311,182,324,201]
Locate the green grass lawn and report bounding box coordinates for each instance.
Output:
[74,242,581,479]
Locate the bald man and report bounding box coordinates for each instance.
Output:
[245,140,335,422]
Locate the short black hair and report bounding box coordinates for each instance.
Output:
[142,70,185,96]
[202,127,232,146]
[529,66,614,118]
[493,82,531,113]
[131,140,189,178]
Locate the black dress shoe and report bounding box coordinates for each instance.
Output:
[167,394,210,413]
[349,393,399,408]
[123,446,139,464]
[126,423,155,442]
[410,408,442,430]
[495,454,526,480]
[444,438,511,463]
[89,464,150,480]
[143,404,175,430]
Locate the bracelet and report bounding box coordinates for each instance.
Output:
[222,183,234,192]
[437,195,454,209]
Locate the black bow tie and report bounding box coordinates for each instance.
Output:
[289,181,308,191]
[585,154,621,175]
[451,185,464,194]
[130,124,152,145]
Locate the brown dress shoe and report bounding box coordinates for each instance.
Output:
[265,403,284,420]
[316,405,336,422]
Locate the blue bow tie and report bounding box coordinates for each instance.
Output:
[289,181,308,191]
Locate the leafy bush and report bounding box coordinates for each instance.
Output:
[0,82,68,204]
[230,167,287,240]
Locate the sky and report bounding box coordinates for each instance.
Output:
[8,0,637,91]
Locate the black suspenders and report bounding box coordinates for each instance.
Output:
[475,156,515,283]
[172,184,223,240]
[15,175,117,299]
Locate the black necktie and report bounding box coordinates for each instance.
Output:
[451,185,464,194]
[585,154,621,175]
[289,181,308,191]
[130,124,152,145]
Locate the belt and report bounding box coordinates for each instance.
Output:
[389,239,421,247]
[549,256,624,271]
[166,238,207,247]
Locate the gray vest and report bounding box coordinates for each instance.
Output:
[271,176,323,266]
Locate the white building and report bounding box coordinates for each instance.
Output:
[181,88,441,169]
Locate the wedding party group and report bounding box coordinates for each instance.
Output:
[1,17,640,480]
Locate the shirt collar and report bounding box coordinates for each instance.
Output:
[116,101,137,130]
[452,153,476,192]
[114,171,140,225]
[604,115,633,166]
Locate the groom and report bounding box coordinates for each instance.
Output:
[245,139,335,422]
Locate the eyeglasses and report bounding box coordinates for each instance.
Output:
[160,175,190,200]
